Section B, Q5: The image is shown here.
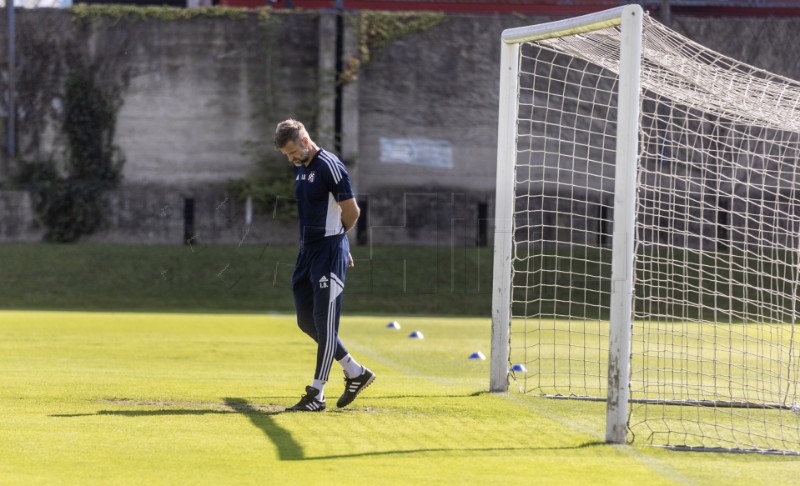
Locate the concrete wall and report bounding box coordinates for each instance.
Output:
[1,9,800,245]
[112,14,319,187]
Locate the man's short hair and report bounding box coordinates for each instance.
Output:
[274,119,307,149]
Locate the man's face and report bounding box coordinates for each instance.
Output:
[280,139,311,167]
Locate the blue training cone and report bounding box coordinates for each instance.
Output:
[468,351,486,360]
[386,321,401,329]
[408,331,424,339]
[511,364,527,373]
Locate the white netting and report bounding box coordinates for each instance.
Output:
[509,13,800,453]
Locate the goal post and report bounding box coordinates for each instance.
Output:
[491,4,800,454]
[604,4,642,445]
[490,38,519,393]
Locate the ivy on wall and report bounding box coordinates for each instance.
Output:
[227,10,314,224]
[69,4,252,23]
[340,11,446,85]
[15,66,124,242]
[227,144,297,223]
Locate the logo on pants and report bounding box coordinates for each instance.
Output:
[319,276,329,289]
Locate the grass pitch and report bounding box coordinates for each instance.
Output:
[2,311,799,485]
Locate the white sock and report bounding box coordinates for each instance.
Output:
[312,379,326,400]
[339,354,364,379]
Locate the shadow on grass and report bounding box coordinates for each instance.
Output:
[50,397,606,462]
[53,398,304,461]
[301,440,607,461]
[224,397,303,460]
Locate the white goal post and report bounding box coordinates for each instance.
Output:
[491,4,800,454]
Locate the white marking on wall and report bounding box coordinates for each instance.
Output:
[379,138,454,169]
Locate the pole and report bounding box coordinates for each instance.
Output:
[333,0,344,155]
[7,0,16,158]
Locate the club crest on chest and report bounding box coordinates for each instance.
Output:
[296,172,316,182]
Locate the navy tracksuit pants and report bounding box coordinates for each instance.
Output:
[291,233,350,382]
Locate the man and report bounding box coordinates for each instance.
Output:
[274,118,375,412]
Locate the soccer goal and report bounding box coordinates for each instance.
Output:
[491,4,800,454]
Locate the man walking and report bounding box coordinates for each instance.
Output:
[274,119,375,412]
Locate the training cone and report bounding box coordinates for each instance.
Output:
[386,321,401,329]
[468,351,486,360]
[511,364,527,373]
[408,331,424,339]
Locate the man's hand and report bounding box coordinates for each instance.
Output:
[348,252,355,268]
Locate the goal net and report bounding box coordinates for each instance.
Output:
[491,5,800,454]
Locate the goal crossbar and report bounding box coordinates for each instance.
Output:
[501,5,627,44]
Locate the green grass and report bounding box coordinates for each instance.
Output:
[2,310,799,485]
[4,243,797,321]
[0,243,493,315]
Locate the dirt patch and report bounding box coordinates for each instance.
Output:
[97,398,284,414]
[97,398,381,414]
